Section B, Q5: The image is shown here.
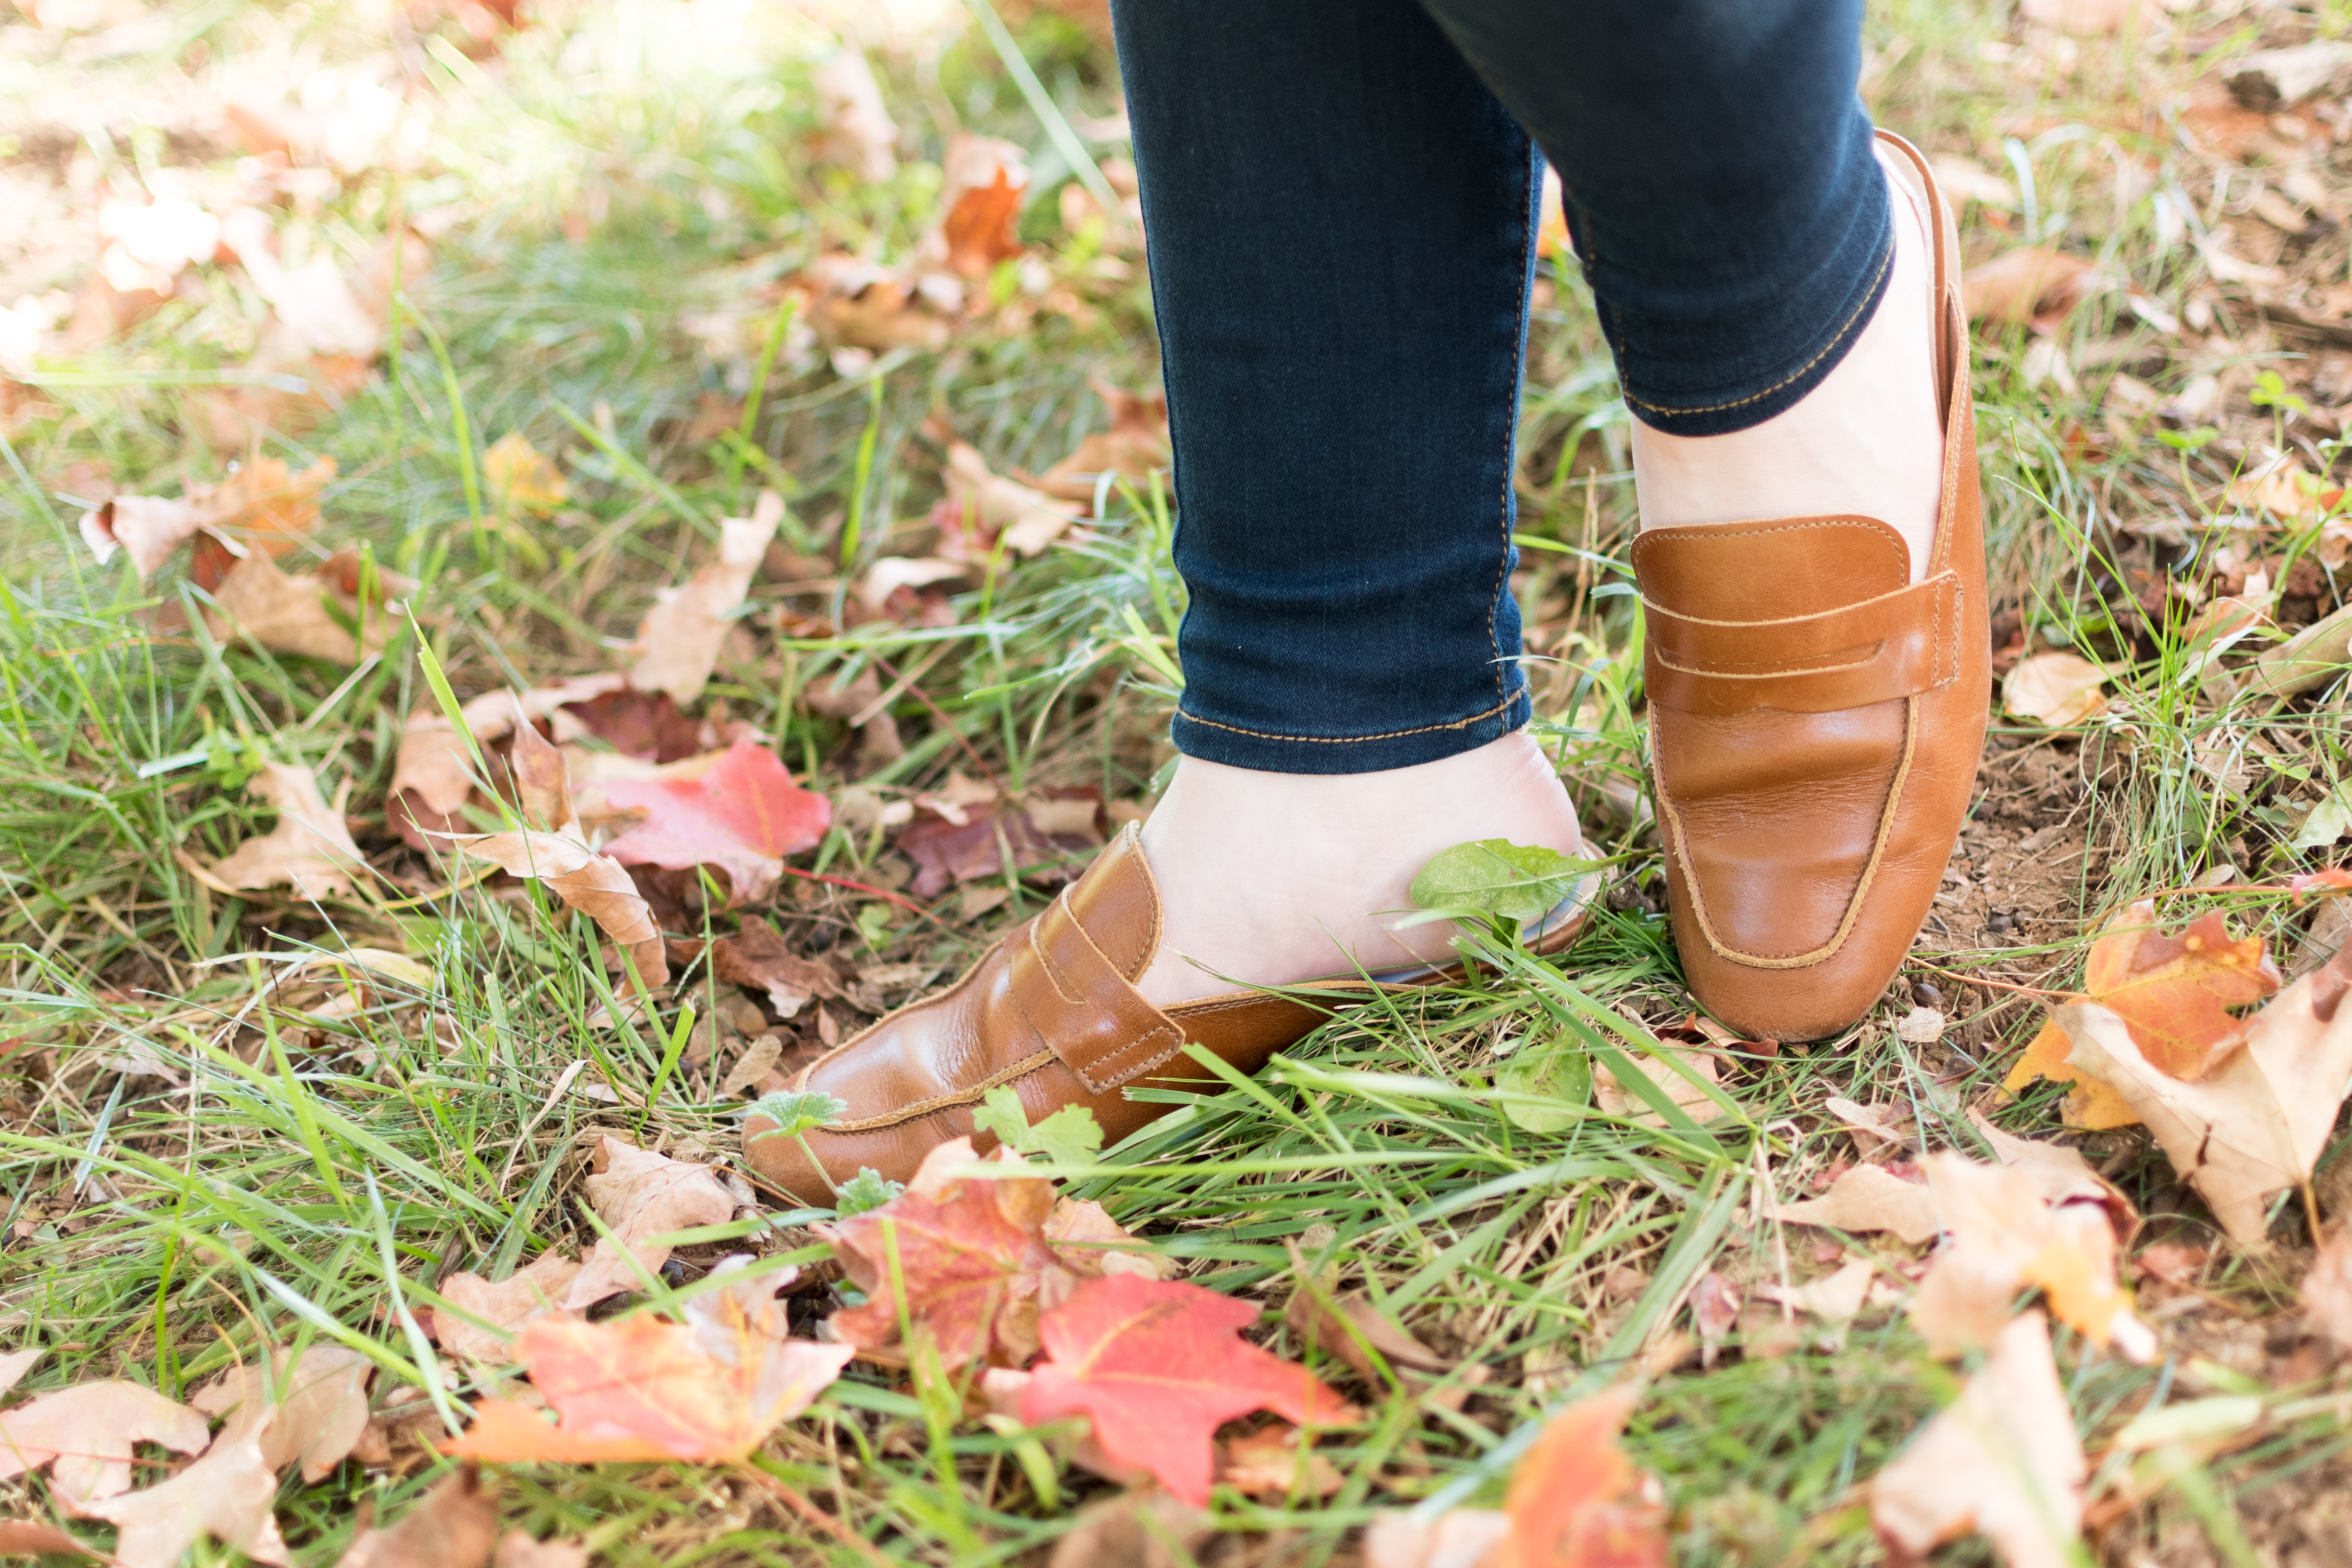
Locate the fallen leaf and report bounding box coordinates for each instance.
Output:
[813,50,898,183]
[1594,1042,1721,1126]
[2003,900,2280,1128]
[564,1137,742,1309]
[482,433,569,518]
[1497,1385,1668,1568]
[1019,1274,1359,1507]
[2303,1227,2352,1350]
[433,1251,585,1362]
[78,493,205,581]
[1045,1198,1177,1281]
[1824,1095,1911,1150]
[601,739,831,905]
[918,135,1029,280]
[1910,1153,2154,1361]
[82,1424,291,1568]
[2227,41,2352,111]
[1966,1111,2134,1224]
[936,442,1084,559]
[2228,454,2338,519]
[179,763,368,902]
[2002,651,2108,728]
[332,1463,497,1568]
[448,1260,852,1462]
[80,456,336,586]
[0,1521,98,1557]
[718,1035,783,1098]
[96,193,219,295]
[628,491,783,703]
[820,1138,1064,1367]
[2055,953,2352,1245]
[1964,246,2103,325]
[1870,1313,2085,1568]
[1362,1510,1514,1568]
[1044,1492,1214,1568]
[895,791,1102,897]
[1690,1272,1742,1367]
[206,545,409,664]
[1756,1258,1877,1330]
[192,1343,375,1482]
[1032,379,1170,507]
[1283,1287,1446,1381]
[443,828,667,991]
[1771,1163,1939,1245]
[0,1381,210,1509]
[220,206,389,359]
[0,1348,42,1398]
[693,921,842,1018]
[1220,1421,1344,1499]
[495,1532,589,1568]
[387,675,629,847]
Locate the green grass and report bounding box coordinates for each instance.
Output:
[5,0,2352,1561]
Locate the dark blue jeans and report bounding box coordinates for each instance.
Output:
[1109,0,1891,773]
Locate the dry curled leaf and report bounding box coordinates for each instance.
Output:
[192,1342,376,1483]
[628,491,782,703]
[0,1380,210,1510]
[918,134,1028,280]
[333,1463,497,1568]
[1910,1153,2154,1362]
[564,1137,742,1309]
[433,1251,584,1363]
[443,828,667,991]
[2001,651,2108,730]
[185,762,366,901]
[820,1138,1065,1367]
[1771,1163,1938,1245]
[481,432,569,518]
[936,441,1084,559]
[1870,1313,2085,1568]
[1594,1042,1722,1125]
[1963,246,2102,326]
[2054,951,2352,1245]
[387,674,629,847]
[1219,1420,1344,1499]
[1032,379,1170,508]
[2004,900,2280,1129]
[82,1424,291,1568]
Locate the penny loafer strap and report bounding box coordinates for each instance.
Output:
[1643,568,1964,716]
[1006,887,1184,1095]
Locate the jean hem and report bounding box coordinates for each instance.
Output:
[1169,687,1533,775]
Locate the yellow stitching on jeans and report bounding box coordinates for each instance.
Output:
[1173,690,1520,745]
[1622,237,1894,419]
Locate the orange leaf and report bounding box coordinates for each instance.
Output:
[446,1266,853,1464]
[941,169,1025,278]
[1018,1275,1359,1507]
[2004,900,2280,1126]
[819,1140,1062,1367]
[1500,1386,1668,1568]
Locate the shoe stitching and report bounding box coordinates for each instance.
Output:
[818,1050,1060,1131]
[1633,518,1909,584]
[1658,697,1918,969]
[1172,691,1519,745]
[1622,237,1893,419]
[1646,574,1960,684]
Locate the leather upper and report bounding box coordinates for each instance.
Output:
[1633,131,1990,1040]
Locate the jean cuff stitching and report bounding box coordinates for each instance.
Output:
[1173,691,1521,745]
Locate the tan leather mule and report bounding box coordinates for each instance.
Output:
[1631,131,1988,1042]
[742,823,1590,1205]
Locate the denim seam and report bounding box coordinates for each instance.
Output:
[1620,232,1892,419]
[1487,136,1539,711]
[1173,691,1518,745]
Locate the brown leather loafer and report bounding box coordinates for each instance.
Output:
[1631,132,1989,1042]
[742,823,1591,1205]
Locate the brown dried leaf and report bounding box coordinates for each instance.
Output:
[431,1251,584,1362]
[2304,1227,2352,1350]
[0,1381,210,1510]
[205,549,400,664]
[1771,1163,1938,1245]
[1219,1421,1344,1499]
[564,1137,740,1309]
[1963,246,2102,324]
[1870,1313,2085,1568]
[1594,1042,1720,1125]
[2056,958,2352,1245]
[182,762,366,902]
[2002,651,2108,729]
[628,491,782,703]
[191,1343,375,1483]
[1282,1287,1445,1381]
[332,1462,497,1568]
[387,675,628,849]
[82,1424,290,1568]
[938,442,1083,559]
[1045,1198,1177,1281]
[813,50,898,183]
[443,829,667,991]
[1910,1153,2154,1362]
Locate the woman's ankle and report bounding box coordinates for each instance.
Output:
[1131,734,1588,1009]
[1628,155,1943,582]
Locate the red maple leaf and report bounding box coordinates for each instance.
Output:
[820,1153,1062,1368]
[1018,1275,1359,1506]
[601,739,830,905]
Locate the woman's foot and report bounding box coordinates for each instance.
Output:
[1133,732,1590,1009]
[1631,146,1944,581]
